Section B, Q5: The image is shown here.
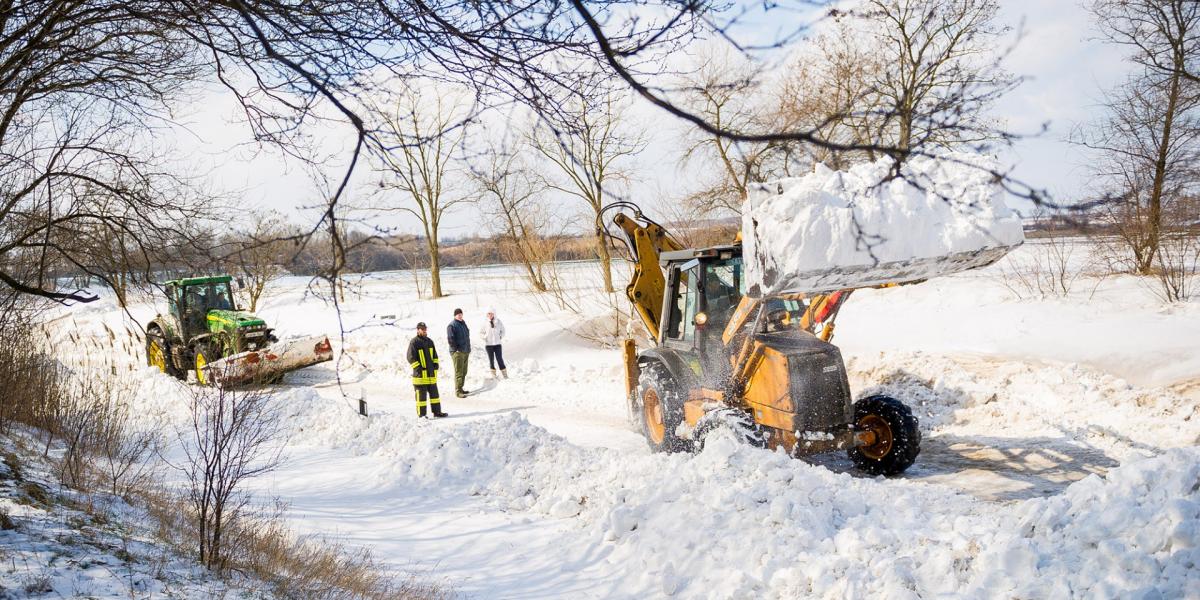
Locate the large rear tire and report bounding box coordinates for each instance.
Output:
[146,327,184,380]
[848,395,921,476]
[636,362,686,453]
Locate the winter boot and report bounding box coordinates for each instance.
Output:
[456,390,467,398]
[490,369,497,379]
[501,369,508,379]
[433,411,449,418]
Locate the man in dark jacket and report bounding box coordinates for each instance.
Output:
[447,308,471,397]
[408,322,447,418]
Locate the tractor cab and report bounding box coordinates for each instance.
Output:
[166,277,240,341]
[645,244,863,458]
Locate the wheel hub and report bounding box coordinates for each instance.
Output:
[643,388,666,444]
[149,341,166,372]
[857,414,894,460]
[195,352,208,385]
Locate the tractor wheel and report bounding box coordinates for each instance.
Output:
[635,362,686,453]
[691,407,766,452]
[848,395,921,476]
[193,344,219,387]
[146,328,184,380]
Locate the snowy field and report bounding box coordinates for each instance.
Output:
[43,241,1200,599]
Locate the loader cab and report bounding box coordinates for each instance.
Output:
[659,246,747,377]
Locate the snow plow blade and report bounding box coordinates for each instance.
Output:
[202,335,333,387]
[749,243,1020,297]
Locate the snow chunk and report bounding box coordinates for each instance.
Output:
[548,497,582,519]
[743,153,1024,296]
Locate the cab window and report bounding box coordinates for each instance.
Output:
[761,298,808,333]
[703,260,742,322]
[208,282,233,310]
[665,263,700,343]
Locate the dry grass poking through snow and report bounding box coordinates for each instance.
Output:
[139,486,448,600]
[0,309,450,599]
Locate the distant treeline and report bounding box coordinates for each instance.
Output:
[286,222,741,276]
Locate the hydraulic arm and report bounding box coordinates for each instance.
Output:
[610,208,682,341]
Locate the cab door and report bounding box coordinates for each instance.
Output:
[163,283,185,341]
[660,260,702,376]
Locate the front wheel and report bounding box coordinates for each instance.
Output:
[848,395,921,476]
[193,345,219,386]
[635,363,686,453]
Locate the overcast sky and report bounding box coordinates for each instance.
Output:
[171,1,1128,238]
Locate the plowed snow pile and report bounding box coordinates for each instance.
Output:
[743,153,1024,296]
[253,386,1200,599]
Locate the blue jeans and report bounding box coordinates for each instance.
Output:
[485,345,506,370]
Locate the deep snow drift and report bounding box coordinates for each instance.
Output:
[743,153,1024,296]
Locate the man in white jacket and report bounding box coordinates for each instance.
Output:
[482,308,507,379]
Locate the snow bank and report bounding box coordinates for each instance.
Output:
[0,434,252,598]
[253,383,1200,599]
[743,153,1024,296]
[847,351,1200,455]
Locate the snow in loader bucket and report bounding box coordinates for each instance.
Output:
[743,152,1025,297]
[201,334,333,387]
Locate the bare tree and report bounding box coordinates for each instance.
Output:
[371,84,473,299]
[677,50,777,215]
[999,210,1092,299]
[229,213,295,312]
[860,0,1016,158]
[1079,0,1200,275]
[1079,78,1200,274]
[1092,0,1200,88]
[774,17,889,170]
[1152,195,1200,302]
[169,385,283,571]
[472,142,557,292]
[532,92,645,293]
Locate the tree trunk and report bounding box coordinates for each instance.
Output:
[1142,69,1182,274]
[595,231,615,293]
[520,252,547,292]
[211,505,223,569]
[428,238,444,298]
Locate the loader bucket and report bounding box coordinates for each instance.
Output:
[747,244,1020,297]
[201,334,334,387]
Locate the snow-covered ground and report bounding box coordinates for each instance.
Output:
[0,434,260,598]
[42,243,1200,598]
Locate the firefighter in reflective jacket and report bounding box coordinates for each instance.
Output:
[408,322,447,418]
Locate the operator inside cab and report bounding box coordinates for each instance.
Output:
[184,288,207,331]
[211,285,233,311]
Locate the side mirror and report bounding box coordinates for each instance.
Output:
[694,312,708,327]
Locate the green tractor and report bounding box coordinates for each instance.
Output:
[145,275,332,386]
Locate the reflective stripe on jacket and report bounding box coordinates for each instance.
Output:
[407,335,439,385]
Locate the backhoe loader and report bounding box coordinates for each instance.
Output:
[608,204,1012,475]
